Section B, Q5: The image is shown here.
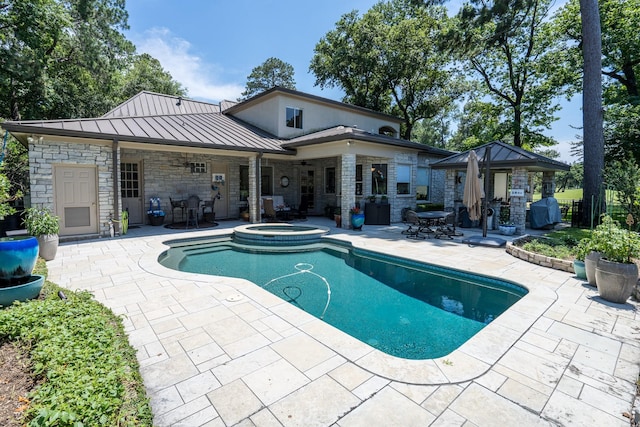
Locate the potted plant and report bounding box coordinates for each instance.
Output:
[23,206,60,261]
[498,206,516,235]
[350,205,364,230]
[368,194,377,203]
[334,207,342,228]
[593,214,640,303]
[147,197,166,226]
[380,195,388,204]
[572,237,594,281]
[0,172,44,306]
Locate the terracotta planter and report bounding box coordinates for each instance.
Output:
[585,251,601,286]
[595,258,638,304]
[334,214,342,227]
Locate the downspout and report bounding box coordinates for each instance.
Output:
[112,138,120,234]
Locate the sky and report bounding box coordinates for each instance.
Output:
[124,0,580,163]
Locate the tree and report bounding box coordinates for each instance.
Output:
[240,57,296,100]
[0,0,138,120]
[118,53,186,101]
[555,0,640,104]
[310,0,466,140]
[453,0,569,149]
[579,0,605,226]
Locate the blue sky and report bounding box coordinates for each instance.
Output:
[124,0,579,162]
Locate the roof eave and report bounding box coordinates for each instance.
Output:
[2,123,291,155]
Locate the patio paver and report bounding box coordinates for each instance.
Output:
[46,218,640,426]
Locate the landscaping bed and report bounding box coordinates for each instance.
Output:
[0,259,153,427]
[507,235,575,273]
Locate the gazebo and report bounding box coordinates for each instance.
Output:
[430,141,570,235]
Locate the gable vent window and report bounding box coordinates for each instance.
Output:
[190,162,206,173]
[286,107,303,129]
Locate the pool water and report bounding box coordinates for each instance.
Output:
[160,241,527,360]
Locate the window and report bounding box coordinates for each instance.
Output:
[371,164,387,195]
[378,126,396,137]
[239,165,249,201]
[286,107,303,129]
[190,162,206,173]
[325,167,336,194]
[261,166,273,195]
[416,167,430,201]
[355,164,363,195]
[397,165,411,195]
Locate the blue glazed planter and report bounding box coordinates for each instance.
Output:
[0,236,39,283]
[0,275,44,307]
[351,213,365,230]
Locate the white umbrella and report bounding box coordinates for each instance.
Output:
[463,150,484,221]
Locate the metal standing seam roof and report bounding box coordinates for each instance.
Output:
[2,90,451,157]
[101,91,221,118]
[282,126,454,157]
[2,113,289,153]
[430,140,570,171]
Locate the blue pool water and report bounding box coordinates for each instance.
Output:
[160,240,527,360]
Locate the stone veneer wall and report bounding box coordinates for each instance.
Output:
[128,149,249,224]
[29,138,115,231]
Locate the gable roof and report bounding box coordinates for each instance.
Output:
[431,140,570,172]
[224,86,403,124]
[102,91,221,118]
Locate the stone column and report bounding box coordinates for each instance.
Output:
[249,156,259,223]
[541,171,555,198]
[340,153,356,229]
[444,169,456,210]
[510,167,528,234]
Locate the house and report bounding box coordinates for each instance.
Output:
[2,87,452,237]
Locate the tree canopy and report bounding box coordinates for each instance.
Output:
[452,0,569,149]
[0,0,184,121]
[310,0,466,140]
[240,57,296,100]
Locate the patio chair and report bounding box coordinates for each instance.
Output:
[262,198,278,222]
[185,195,201,229]
[402,210,426,239]
[170,197,184,224]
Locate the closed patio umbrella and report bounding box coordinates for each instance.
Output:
[463,150,484,221]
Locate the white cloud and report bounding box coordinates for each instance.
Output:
[133,28,244,102]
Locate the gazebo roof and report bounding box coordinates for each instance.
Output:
[430,141,570,172]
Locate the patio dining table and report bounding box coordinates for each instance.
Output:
[416,210,459,239]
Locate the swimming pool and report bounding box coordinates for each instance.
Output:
[160,238,527,360]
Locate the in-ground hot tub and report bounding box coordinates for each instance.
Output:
[232,223,330,245]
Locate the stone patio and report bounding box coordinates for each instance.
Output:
[47,218,640,426]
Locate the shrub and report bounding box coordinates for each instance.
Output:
[0,263,153,426]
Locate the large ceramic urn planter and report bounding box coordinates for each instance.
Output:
[572,260,586,280]
[595,258,639,304]
[584,251,601,286]
[37,234,59,261]
[0,236,44,306]
[350,213,365,230]
[0,236,39,283]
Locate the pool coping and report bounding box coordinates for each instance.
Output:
[139,233,558,386]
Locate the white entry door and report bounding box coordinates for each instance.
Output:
[54,166,98,236]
